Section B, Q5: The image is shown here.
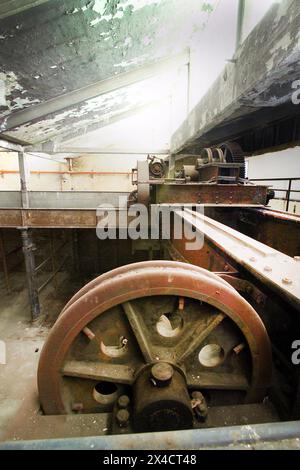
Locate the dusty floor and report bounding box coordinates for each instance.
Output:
[0,271,80,441]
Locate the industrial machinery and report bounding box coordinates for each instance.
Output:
[129,144,274,206]
[37,143,300,437]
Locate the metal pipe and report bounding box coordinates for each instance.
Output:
[0,170,131,175]
[1,420,300,450]
[0,138,23,152]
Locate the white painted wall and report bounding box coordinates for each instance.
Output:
[0,152,19,190]
[247,146,300,214]
[70,154,146,192]
[0,152,146,192]
[0,152,65,191]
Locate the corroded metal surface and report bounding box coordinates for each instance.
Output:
[238,207,300,258]
[177,209,300,310]
[38,261,272,420]
[0,208,128,228]
[154,184,268,205]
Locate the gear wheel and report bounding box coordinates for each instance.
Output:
[220,142,246,179]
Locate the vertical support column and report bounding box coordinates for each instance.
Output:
[235,0,246,51]
[20,228,40,321]
[286,179,292,213]
[18,151,29,208]
[18,151,40,319]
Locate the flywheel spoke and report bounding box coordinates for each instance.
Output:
[176,312,225,363]
[122,301,155,363]
[62,360,135,385]
[186,371,249,391]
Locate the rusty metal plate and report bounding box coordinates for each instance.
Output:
[0,209,23,227]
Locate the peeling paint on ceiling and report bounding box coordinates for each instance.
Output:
[0,71,41,115]
[0,0,217,145]
[3,71,177,143]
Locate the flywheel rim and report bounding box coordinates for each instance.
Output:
[61,260,232,315]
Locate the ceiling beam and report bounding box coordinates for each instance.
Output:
[1,49,189,133]
[0,138,23,152]
[0,0,49,20]
[27,97,171,150]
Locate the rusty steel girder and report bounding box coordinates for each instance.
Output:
[38,261,272,432]
[154,183,268,205]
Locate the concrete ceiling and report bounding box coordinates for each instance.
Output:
[0,0,218,150]
[0,1,50,20]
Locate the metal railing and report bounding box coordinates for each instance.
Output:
[249,177,300,212]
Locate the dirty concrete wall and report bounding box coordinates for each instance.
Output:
[77,230,158,275]
[171,0,300,154]
[188,0,283,111]
[0,228,23,274]
[247,146,300,215]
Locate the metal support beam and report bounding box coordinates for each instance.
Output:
[1,50,189,132]
[18,152,29,208]
[31,98,170,149]
[20,228,40,321]
[177,209,300,311]
[171,1,300,154]
[0,1,50,20]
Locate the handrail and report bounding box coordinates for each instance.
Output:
[249,177,300,211]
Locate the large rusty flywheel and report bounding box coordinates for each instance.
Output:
[38,261,272,432]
